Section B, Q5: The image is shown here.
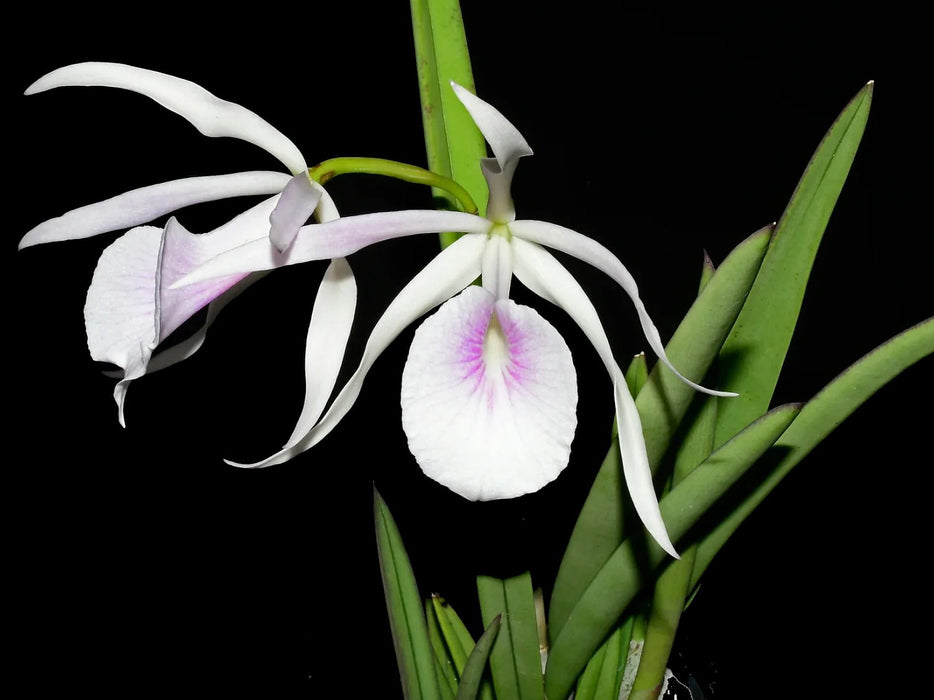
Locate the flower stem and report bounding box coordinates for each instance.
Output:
[308,156,478,215]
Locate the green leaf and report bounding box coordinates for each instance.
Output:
[430,595,496,700]
[426,600,459,696]
[544,404,800,700]
[639,224,773,469]
[548,226,771,642]
[410,0,488,245]
[374,489,441,700]
[714,82,874,446]
[455,615,502,700]
[477,572,545,700]
[630,383,719,696]
[691,316,934,588]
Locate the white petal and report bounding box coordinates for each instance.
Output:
[401,286,577,501]
[227,233,487,468]
[173,210,491,288]
[19,172,291,249]
[27,63,306,173]
[284,258,357,445]
[512,238,678,558]
[511,219,736,397]
[268,173,322,252]
[450,82,532,170]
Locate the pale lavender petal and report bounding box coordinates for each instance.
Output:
[512,237,678,558]
[173,210,491,288]
[27,63,306,173]
[283,258,357,444]
[268,173,322,252]
[227,233,487,468]
[511,219,736,398]
[401,286,577,501]
[142,272,269,375]
[19,172,291,249]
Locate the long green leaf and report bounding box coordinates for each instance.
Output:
[431,595,496,700]
[410,0,488,244]
[477,573,544,700]
[715,82,874,445]
[691,316,934,587]
[548,226,771,642]
[544,404,800,700]
[375,489,441,700]
[455,615,502,700]
[426,600,459,696]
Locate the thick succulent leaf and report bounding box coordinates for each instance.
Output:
[547,226,771,641]
[374,490,441,700]
[410,0,488,242]
[714,82,874,446]
[544,404,800,700]
[477,573,544,700]
[691,316,934,588]
[455,615,502,700]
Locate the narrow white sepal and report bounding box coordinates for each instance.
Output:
[19,172,291,249]
[284,258,357,445]
[450,82,533,169]
[27,63,307,174]
[172,210,490,288]
[510,219,736,398]
[512,238,679,558]
[226,233,487,468]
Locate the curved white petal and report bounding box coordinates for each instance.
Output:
[401,286,577,501]
[284,258,357,445]
[19,171,291,249]
[450,82,532,171]
[269,173,321,252]
[27,63,306,173]
[227,233,487,468]
[173,210,491,288]
[512,238,678,558]
[510,219,736,398]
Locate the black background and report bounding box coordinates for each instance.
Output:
[9,3,931,698]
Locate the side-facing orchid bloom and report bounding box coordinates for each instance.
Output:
[177,83,735,557]
[19,63,355,427]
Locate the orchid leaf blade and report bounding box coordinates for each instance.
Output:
[544,404,800,700]
[426,600,459,696]
[455,615,502,700]
[548,225,771,643]
[715,81,874,446]
[692,316,934,588]
[375,489,441,700]
[410,0,488,239]
[477,573,545,700]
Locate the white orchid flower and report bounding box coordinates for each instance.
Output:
[19,63,355,428]
[177,83,735,557]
